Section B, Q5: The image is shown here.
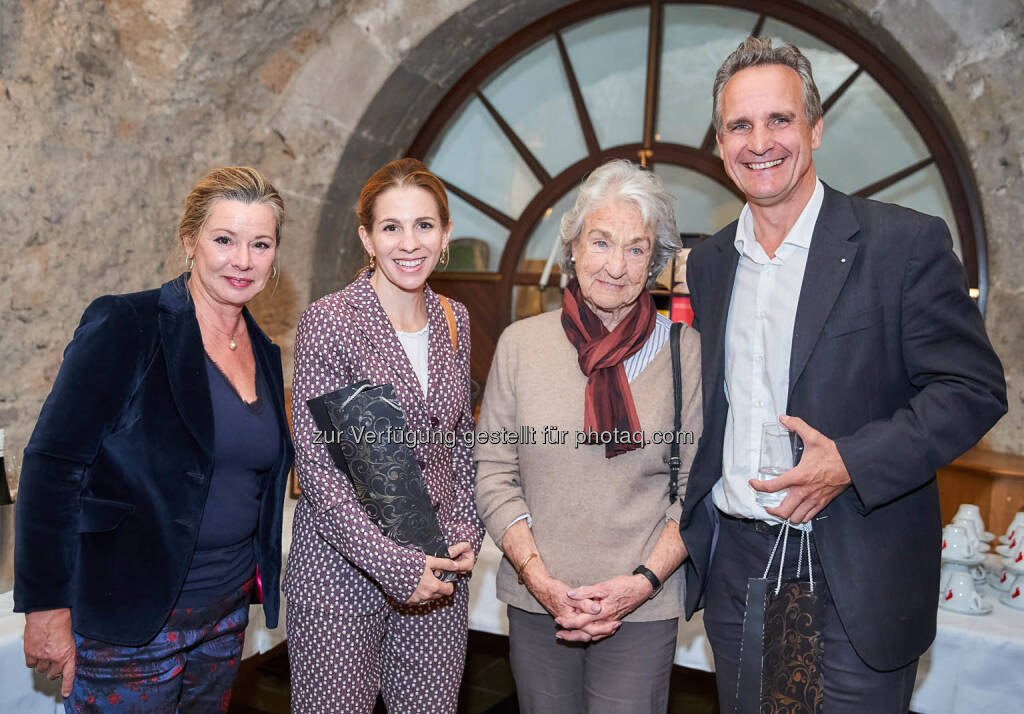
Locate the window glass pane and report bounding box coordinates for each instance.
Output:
[657,5,760,146]
[445,192,509,272]
[654,164,744,235]
[517,189,579,272]
[812,72,929,194]
[425,97,541,218]
[873,164,962,259]
[759,18,859,103]
[483,39,589,177]
[562,7,649,149]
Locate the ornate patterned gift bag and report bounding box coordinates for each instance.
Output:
[307,381,456,582]
[735,522,825,714]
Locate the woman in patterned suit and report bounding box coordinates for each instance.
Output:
[284,158,484,713]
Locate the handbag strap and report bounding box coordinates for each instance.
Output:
[438,295,458,354]
[668,322,683,504]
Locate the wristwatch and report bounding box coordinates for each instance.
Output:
[632,565,662,599]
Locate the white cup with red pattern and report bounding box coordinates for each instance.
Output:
[996,537,1019,558]
[954,504,991,541]
[989,567,1015,592]
[941,524,978,563]
[999,512,1024,546]
[939,571,992,615]
[941,562,985,594]
[1002,541,1024,573]
[999,574,1024,611]
[953,516,988,553]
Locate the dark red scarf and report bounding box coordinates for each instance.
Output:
[561,279,657,458]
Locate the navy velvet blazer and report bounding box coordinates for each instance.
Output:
[14,275,294,646]
[679,184,1007,671]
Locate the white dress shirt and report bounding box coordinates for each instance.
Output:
[711,180,824,523]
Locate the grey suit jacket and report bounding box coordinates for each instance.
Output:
[679,183,1006,671]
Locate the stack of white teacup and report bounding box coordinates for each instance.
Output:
[992,511,1024,611]
[940,505,992,615]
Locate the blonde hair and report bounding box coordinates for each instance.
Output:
[178,166,284,251]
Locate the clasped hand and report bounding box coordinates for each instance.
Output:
[405,542,475,605]
[533,573,651,643]
[748,415,852,524]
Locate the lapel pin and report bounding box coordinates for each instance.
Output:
[840,257,847,263]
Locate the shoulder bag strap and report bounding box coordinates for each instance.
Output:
[438,295,458,355]
[669,321,683,504]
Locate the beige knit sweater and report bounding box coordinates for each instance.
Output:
[474,309,702,622]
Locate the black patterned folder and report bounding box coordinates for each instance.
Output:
[307,381,455,582]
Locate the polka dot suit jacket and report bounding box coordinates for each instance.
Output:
[286,271,483,604]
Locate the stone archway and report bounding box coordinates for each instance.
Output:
[307,0,577,301]
[308,0,989,305]
[296,0,1021,452]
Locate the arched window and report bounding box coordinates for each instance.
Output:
[408,0,984,375]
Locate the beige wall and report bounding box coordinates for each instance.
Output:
[1,0,1021,493]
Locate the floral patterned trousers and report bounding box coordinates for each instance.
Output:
[64,578,253,713]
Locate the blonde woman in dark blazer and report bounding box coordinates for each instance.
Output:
[16,167,294,712]
[284,158,483,713]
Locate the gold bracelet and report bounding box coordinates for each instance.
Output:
[517,552,539,584]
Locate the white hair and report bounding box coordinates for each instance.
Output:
[559,159,681,288]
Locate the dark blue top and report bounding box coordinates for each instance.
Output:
[176,353,279,607]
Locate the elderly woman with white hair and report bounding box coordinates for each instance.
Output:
[474,159,702,713]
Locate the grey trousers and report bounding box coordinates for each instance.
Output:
[507,605,678,714]
[703,513,919,713]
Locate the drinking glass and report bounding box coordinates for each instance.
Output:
[757,422,803,508]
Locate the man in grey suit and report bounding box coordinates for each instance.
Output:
[679,37,1007,712]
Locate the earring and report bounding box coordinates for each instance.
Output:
[368,254,376,270]
[570,255,576,263]
[440,246,450,267]
[185,255,194,272]
[271,263,279,280]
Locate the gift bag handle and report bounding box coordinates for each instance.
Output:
[761,520,815,595]
[796,528,814,593]
[342,383,401,412]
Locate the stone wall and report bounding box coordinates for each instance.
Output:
[831,0,1024,453]
[0,0,478,489]
[2,0,1021,493]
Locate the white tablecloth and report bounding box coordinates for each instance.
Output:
[912,555,1024,713]
[9,495,1017,713]
[467,536,1024,714]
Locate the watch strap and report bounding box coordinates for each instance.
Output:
[632,565,662,598]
